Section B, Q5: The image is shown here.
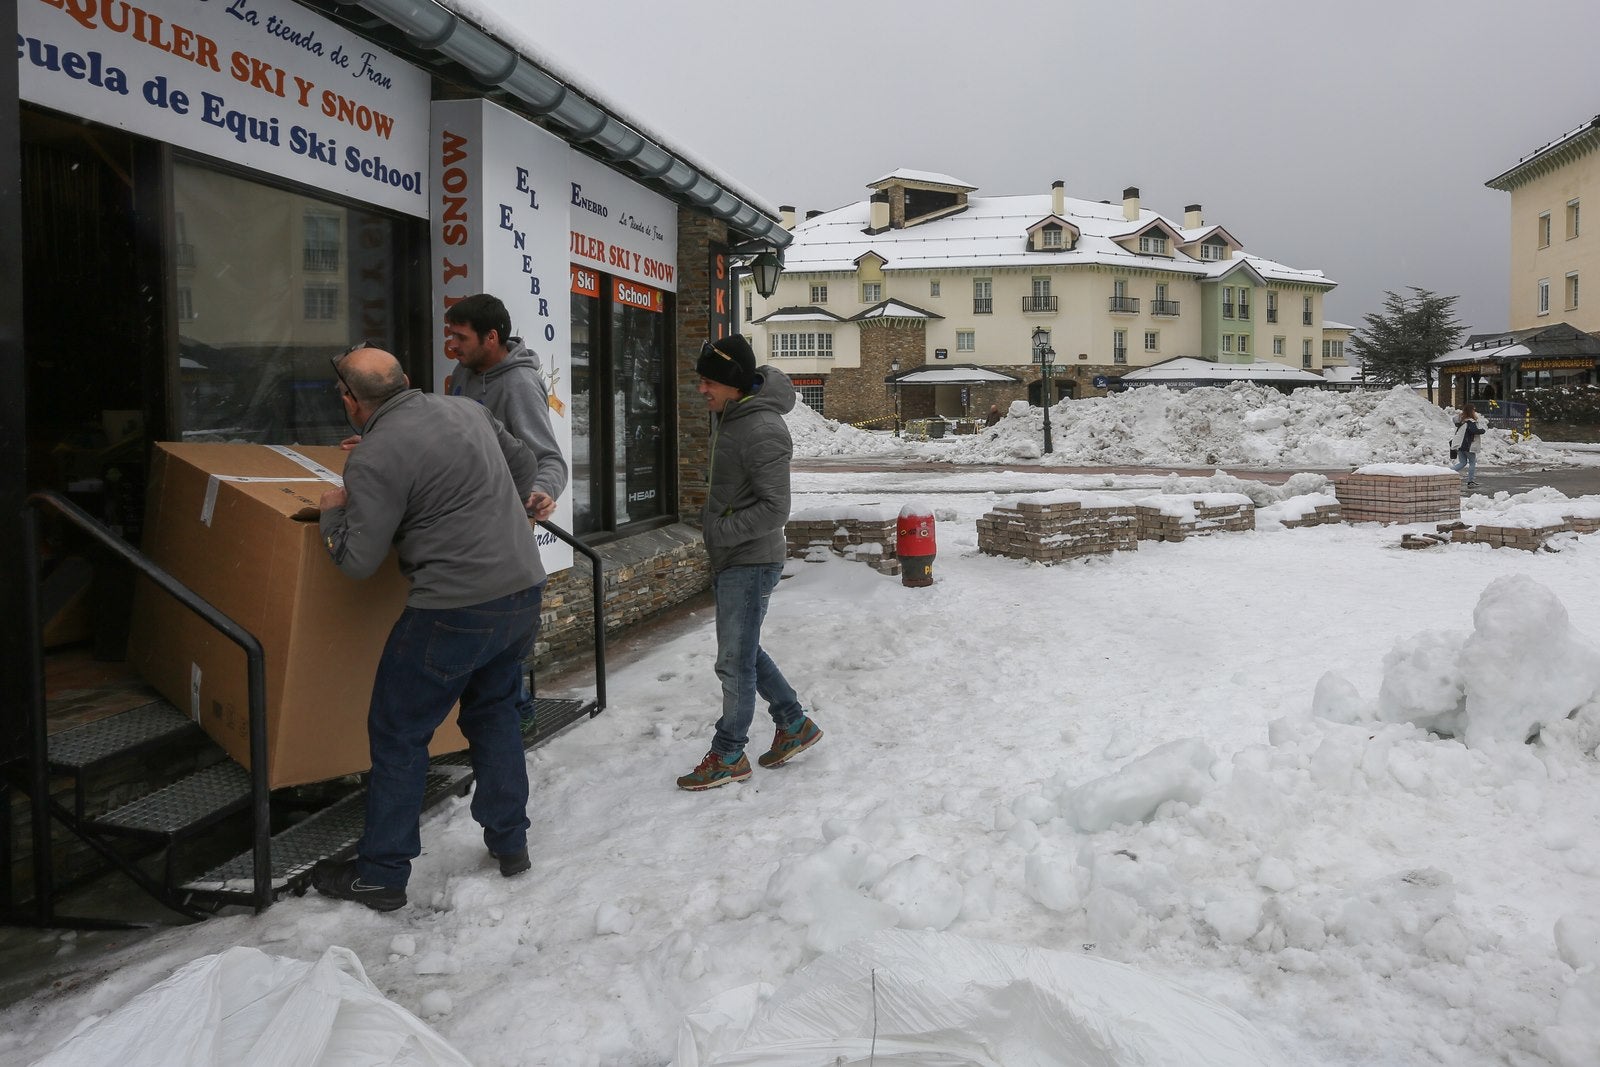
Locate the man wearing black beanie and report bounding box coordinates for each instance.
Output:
[677,335,822,789]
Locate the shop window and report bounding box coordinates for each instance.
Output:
[795,381,825,411]
[569,276,672,536]
[172,161,411,446]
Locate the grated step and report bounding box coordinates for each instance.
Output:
[429,697,592,770]
[181,772,457,895]
[89,760,251,837]
[47,700,202,772]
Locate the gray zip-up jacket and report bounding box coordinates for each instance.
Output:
[320,390,545,608]
[451,339,569,501]
[702,366,796,573]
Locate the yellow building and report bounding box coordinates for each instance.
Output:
[1487,114,1600,333]
[743,170,1338,423]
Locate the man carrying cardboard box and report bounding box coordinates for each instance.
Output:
[310,346,546,912]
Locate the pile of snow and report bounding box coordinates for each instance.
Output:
[787,383,1564,468]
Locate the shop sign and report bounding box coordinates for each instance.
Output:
[567,152,677,292]
[570,264,601,298]
[791,377,824,387]
[613,278,662,313]
[20,0,431,216]
[1519,358,1596,370]
[431,97,572,571]
[1444,364,1487,375]
[707,243,735,342]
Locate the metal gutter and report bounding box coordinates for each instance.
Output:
[333,0,788,247]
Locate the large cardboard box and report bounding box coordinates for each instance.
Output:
[128,443,468,788]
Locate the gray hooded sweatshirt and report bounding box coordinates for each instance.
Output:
[451,339,569,501]
[320,389,544,608]
[702,365,797,573]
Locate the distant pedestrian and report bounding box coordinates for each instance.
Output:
[985,403,1002,427]
[677,334,822,790]
[1450,402,1487,488]
[312,345,547,911]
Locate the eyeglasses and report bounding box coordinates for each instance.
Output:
[331,340,375,401]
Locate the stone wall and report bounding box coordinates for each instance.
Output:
[827,321,924,425]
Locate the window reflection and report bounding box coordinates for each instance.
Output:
[173,162,399,444]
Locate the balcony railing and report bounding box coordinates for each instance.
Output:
[1221,303,1234,318]
[1303,312,1314,326]
[175,243,195,270]
[1266,309,1278,323]
[973,298,993,314]
[1237,303,1251,320]
[1151,299,1180,316]
[304,247,340,272]
[1113,347,1128,364]
[1022,295,1058,312]
[1108,296,1140,313]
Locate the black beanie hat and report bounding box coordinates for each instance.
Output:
[697,333,757,393]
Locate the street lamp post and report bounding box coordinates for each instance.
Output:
[1032,327,1055,454]
[890,357,902,436]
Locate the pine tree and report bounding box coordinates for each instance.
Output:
[1348,288,1465,399]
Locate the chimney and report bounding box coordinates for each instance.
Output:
[1184,203,1203,229]
[1122,186,1141,222]
[779,205,796,229]
[868,191,890,232]
[805,209,822,220]
[1051,179,1064,217]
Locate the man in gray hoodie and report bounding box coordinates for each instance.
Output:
[677,333,822,790]
[444,293,569,727]
[311,346,546,910]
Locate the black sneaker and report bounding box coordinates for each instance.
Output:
[1466,481,1480,488]
[310,858,406,912]
[491,848,531,877]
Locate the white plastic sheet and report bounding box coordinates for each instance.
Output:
[34,946,470,1067]
[674,929,1280,1067]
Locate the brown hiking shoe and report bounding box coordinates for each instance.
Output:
[757,716,823,769]
[676,750,752,790]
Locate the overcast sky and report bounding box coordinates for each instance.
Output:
[516,0,1599,334]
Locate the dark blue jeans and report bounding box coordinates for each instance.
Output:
[710,564,804,760]
[357,583,543,888]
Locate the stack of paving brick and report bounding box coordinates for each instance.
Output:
[785,514,898,574]
[1280,499,1343,528]
[1333,471,1460,525]
[1448,507,1600,551]
[1134,494,1255,542]
[977,495,1138,564]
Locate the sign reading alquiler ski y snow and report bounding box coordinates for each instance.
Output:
[567,151,678,292]
[19,0,430,217]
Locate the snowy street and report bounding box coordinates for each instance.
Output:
[9,387,1600,1066]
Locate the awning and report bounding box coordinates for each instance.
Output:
[888,365,1022,385]
[1120,357,1325,384]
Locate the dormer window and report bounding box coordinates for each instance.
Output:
[1042,226,1063,249]
[1138,235,1168,255]
[1200,242,1227,261]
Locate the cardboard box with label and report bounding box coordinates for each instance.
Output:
[127,443,468,788]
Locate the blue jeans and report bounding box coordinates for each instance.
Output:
[1451,450,1478,481]
[710,564,804,760]
[357,583,543,888]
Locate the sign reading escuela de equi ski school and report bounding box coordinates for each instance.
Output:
[19,0,430,217]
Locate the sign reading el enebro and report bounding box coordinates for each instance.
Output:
[19,0,431,216]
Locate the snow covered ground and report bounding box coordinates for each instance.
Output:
[8,387,1600,1066]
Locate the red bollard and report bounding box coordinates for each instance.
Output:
[897,505,936,587]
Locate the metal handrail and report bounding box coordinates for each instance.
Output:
[535,520,607,713]
[24,491,273,914]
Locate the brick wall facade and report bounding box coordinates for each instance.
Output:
[826,320,925,424]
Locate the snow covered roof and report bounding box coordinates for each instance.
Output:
[852,299,943,321]
[753,306,847,324]
[1319,365,1387,386]
[1120,358,1326,384]
[1434,342,1531,366]
[891,365,1021,385]
[1486,113,1600,190]
[782,191,1333,285]
[1323,320,1356,331]
[868,169,977,190]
